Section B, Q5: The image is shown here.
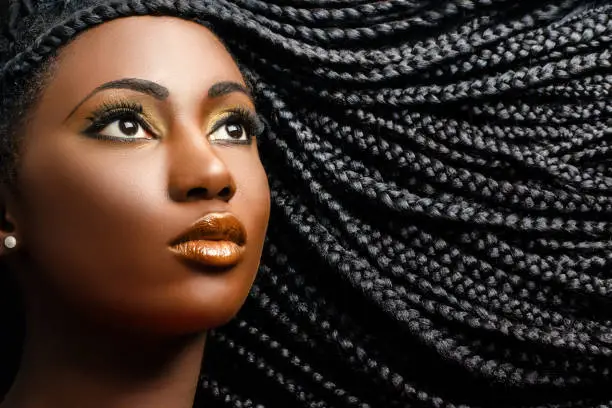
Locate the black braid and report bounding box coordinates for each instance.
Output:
[3,1,612,407]
[5,1,34,41]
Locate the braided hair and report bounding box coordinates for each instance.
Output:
[2,1,612,407]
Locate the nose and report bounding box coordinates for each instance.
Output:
[167,126,236,203]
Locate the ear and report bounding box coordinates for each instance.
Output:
[0,184,21,256]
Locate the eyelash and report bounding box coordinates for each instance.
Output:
[209,107,265,144]
[83,101,153,141]
[83,101,265,143]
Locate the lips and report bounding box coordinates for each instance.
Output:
[168,213,247,269]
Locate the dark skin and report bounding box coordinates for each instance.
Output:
[0,16,270,408]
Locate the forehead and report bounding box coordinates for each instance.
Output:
[46,16,244,105]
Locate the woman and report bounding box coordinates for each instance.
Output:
[0,1,270,407]
[3,1,612,408]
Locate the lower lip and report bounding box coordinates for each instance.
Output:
[169,240,245,269]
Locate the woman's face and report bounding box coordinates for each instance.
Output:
[5,16,270,336]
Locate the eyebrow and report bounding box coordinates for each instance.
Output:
[67,78,169,119]
[67,78,253,120]
[208,81,253,100]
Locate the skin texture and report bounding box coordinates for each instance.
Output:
[0,16,270,408]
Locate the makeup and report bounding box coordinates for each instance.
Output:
[208,107,265,144]
[168,213,247,269]
[81,100,264,144]
[82,99,157,142]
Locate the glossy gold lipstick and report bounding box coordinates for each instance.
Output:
[168,213,247,269]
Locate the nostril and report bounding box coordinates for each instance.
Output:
[186,187,208,200]
[218,186,232,199]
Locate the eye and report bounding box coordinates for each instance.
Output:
[97,117,151,140]
[209,119,250,143]
[207,108,264,144]
[83,102,156,142]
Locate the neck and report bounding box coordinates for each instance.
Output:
[2,312,207,408]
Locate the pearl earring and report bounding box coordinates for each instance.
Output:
[3,236,17,249]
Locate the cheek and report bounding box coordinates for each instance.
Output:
[19,135,165,269]
[14,135,271,334]
[233,152,271,266]
[16,137,177,318]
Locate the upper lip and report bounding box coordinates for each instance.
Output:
[169,212,247,246]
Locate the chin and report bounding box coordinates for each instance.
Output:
[64,256,259,338]
[136,289,251,337]
[98,305,242,339]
